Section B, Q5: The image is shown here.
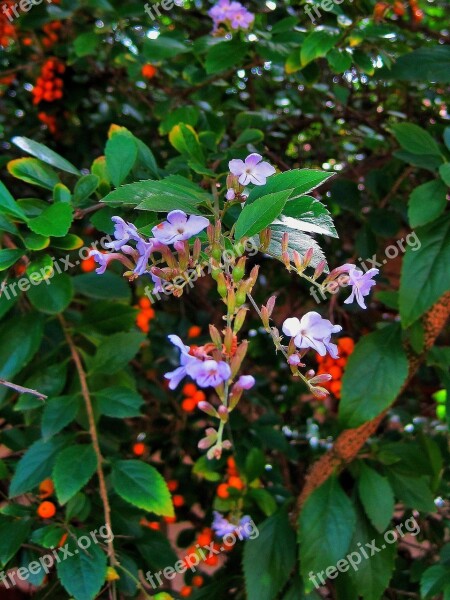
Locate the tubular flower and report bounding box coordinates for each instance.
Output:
[152,210,209,245]
[282,312,342,357]
[344,265,379,309]
[229,153,276,186]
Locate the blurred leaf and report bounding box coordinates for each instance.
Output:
[42,395,80,439]
[27,273,74,314]
[95,386,143,418]
[358,464,394,533]
[12,137,80,175]
[205,39,248,74]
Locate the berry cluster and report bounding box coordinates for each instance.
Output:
[32,58,65,105]
[216,456,244,499]
[181,382,206,413]
[37,478,56,519]
[373,0,423,22]
[42,20,62,49]
[38,112,58,135]
[136,297,155,333]
[0,1,15,47]
[315,337,355,399]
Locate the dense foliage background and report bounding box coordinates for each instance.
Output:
[0,0,449,599]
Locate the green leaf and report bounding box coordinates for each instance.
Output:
[42,395,80,439]
[339,325,409,427]
[299,477,356,592]
[0,249,23,271]
[57,533,107,600]
[102,176,208,214]
[353,50,375,75]
[301,31,339,66]
[421,565,450,599]
[23,232,50,251]
[95,386,143,418]
[399,214,450,327]
[74,174,100,204]
[408,179,447,228]
[380,46,450,84]
[143,35,189,60]
[73,272,131,301]
[0,518,31,567]
[358,465,394,533]
[391,123,442,157]
[81,301,138,334]
[90,332,145,374]
[7,158,61,190]
[53,445,97,504]
[26,254,54,283]
[27,273,74,314]
[327,48,352,73]
[387,472,436,513]
[246,169,334,205]
[11,136,80,175]
[0,314,43,384]
[282,195,338,237]
[53,183,72,203]
[105,133,138,187]
[74,32,99,57]
[0,181,27,220]
[263,225,327,270]
[111,460,174,516]
[235,190,292,239]
[346,508,397,600]
[243,509,296,600]
[439,163,450,186]
[9,437,66,497]
[28,203,73,237]
[205,39,248,74]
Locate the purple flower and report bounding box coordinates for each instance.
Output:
[288,354,301,366]
[164,335,199,390]
[187,359,231,388]
[152,210,209,246]
[105,216,141,251]
[230,7,254,29]
[235,375,255,390]
[212,511,254,538]
[226,188,236,201]
[151,272,164,294]
[208,1,254,31]
[134,239,162,276]
[229,153,276,186]
[89,250,131,275]
[282,312,342,357]
[344,266,379,310]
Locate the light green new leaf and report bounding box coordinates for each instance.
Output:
[111,460,174,516]
[0,181,28,220]
[7,158,61,190]
[106,132,138,187]
[301,31,339,66]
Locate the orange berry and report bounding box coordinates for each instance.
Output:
[412,7,423,22]
[132,442,146,456]
[39,478,54,499]
[141,64,157,78]
[338,337,354,355]
[53,90,63,100]
[173,494,185,508]
[182,398,197,412]
[180,585,192,597]
[330,380,342,397]
[139,297,151,309]
[197,528,213,546]
[58,533,68,547]
[192,575,204,587]
[81,256,96,273]
[204,552,219,567]
[22,37,33,46]
[188,325,201,339]
[148,521,160,530]
[136,313,150,333]
[329,366,343,380]
[182,383,197,397]
[216,483,230,499]
[227,476,244,490]
[164,515,176,524]
[37,501,56,519]
[192,390,206,404]
[142,307,155,319]
[167,479,178,492]
[315,353,324,364]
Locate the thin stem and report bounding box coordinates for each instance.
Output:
[0,378,47,400]
[58,317,117,576]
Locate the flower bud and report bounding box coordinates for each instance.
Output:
[259,227,272,252]
[303,247,314,268]
[282,251,291,270]
[293,250,303,271]
[216,272,228,298]
[313,260,326,280]
[198,401,219,418]
[311,386,329,400]
[309,373,333,385]
[207,224,215,244]
[192,238,202,263]
[232,257,246,283]
[266,295,277,316]
[218,405,229,422]
[224,326,234,355]
[227,288,236,314]
[233,307,248,333]
[230,340,248,377]
[281,232,289,254]
[211,244,222,261]
[209,325,222,348]
[261,306,270,329]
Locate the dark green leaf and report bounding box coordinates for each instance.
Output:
[358,465,394,533]
[28,203,73,237]
[53,445,97,504]
[95,386,143,418]
[42,395,80,439]
[235,190,292,239]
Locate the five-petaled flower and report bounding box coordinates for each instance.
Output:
[282,312,342,358]
[105,216,141,251]
[152,210,209,245]
[212,511,253,538]
[208,0,254,31]
[344,265,379,310]
[229,153,276,186]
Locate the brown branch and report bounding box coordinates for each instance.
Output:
[0,378,47,400]
[58,315,116,568]
[296,291,450,514]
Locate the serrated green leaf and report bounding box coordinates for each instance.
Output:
[235,190,292,239]
[53,445,97,504]
[28,203,73,237]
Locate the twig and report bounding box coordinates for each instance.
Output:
[0,378,47,400]
[58,316,117,578]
